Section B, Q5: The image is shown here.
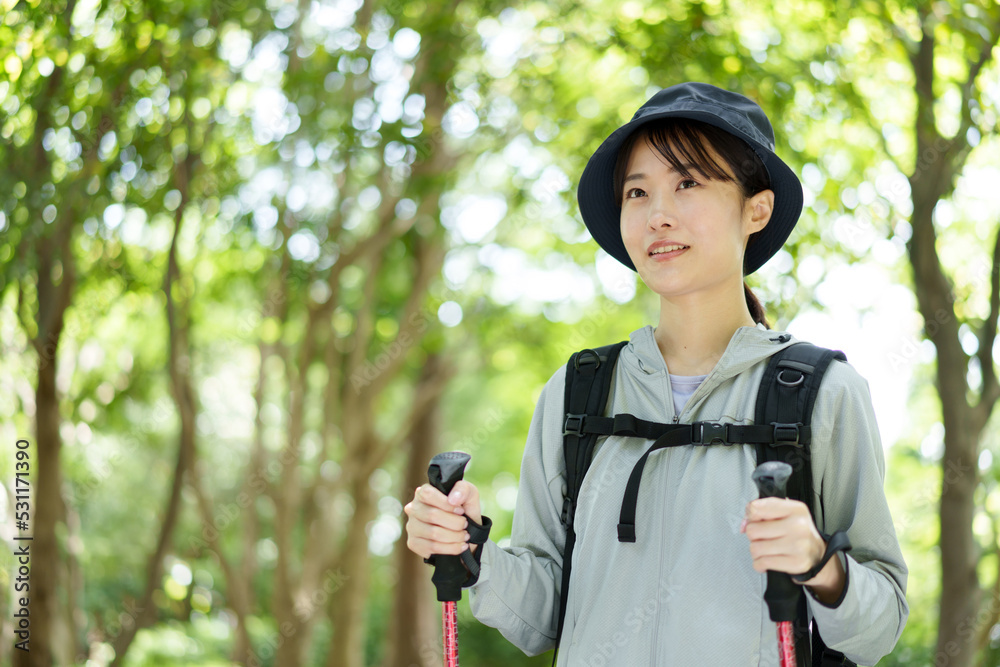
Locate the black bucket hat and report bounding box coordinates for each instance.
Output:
[577,81,803,275]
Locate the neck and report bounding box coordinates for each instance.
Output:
[654,280,757,376]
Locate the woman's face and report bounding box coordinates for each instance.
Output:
[619,135,772,299]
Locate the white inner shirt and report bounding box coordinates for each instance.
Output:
[669,373,709,415]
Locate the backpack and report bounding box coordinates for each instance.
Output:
[555,338,856,667]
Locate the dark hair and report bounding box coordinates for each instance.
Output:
[613,118,771,328]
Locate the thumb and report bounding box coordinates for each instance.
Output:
[447,480,482,523]
[447,479,477,506]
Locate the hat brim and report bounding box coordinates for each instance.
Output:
[577,108,802,275]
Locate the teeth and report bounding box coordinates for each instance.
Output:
[650,245,688,254]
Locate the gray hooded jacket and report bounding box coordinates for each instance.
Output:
[468,324,908,666]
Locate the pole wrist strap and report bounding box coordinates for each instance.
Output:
[791,530,851,584]
[424,515,492,586]
[460,515,491,586]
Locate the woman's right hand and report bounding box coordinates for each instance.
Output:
[404,480,483,560]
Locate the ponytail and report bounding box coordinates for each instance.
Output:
[744,282,769,329]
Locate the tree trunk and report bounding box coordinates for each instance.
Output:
[110,150,199,667]
[325,467,378,667]
[106,358,194,664]
[272,363,310,664]
[188,469,254,663]
[384,354,446,667]
[896,6,1000,664]
[65,500,86,663]
[938,416,981,665]
[23,352,62,667]
[227,341,273,664]
[18,5,78,659]
[910,173,981,667]
[21,209,78,667]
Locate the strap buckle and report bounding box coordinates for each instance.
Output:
[773,423,803,446]
[561,496,574,527]
[693,421,728,445]
[564,413,587,437]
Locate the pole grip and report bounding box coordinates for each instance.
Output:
[428,451,472,497]
[752,462,801,622]
[428,452,472,603]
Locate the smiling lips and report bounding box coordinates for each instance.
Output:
[647,241,690,259]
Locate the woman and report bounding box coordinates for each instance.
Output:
[404,82,908,665]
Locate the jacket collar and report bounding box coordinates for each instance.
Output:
[622,324,796,381]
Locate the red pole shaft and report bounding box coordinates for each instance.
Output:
[443,600,459,667]
[776,620,796,667]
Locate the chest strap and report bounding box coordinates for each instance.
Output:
[576,416,812,543]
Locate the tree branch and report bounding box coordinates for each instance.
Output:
[341,251,385,429]
[906,6,969,413]
[370,352,455,471]
[187,462,254,662]
[977,227,1000,426]
[943,9,1000,176]
[976,505,1000,655]
[366,238,446,401]
[879,2,918,55]
[910,6,942,187]
[16,279,32,342]
[110,152,198,666]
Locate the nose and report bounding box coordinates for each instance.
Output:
[647,192,675,230]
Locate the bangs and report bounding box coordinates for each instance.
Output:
[613,119,765,207]
[642,123,737,183]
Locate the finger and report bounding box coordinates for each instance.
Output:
[747,513,819,541]
[750,552,813,576]
[744,517,796,541]
[409,501,470,532]
[748,534,817,570]
[748,536,795,560]
[417,484,458,513]
[406,514,470,545]
[407,535,470,560]
[745,497,805,522]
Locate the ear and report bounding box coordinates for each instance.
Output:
[744,189,774,236]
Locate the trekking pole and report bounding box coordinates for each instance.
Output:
[427,451,472,667]
[751,461,799,667]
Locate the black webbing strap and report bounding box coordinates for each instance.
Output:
[615,421,811,543]
[567,413,811,446]
[458,515,493,585]
[792,530,851,584]
[754,344,846,509]
[753,343,852,667]
[554,341,627,663]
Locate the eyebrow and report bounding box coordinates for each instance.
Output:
[623,163,701,184]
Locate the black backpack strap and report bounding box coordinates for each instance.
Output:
[613,420,808,542]
[572,413,810,446]
[754,342,855,667]
[753,342,846,502]
[812,623,857,666]
[554,341,627,661]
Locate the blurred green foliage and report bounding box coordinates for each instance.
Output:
[1,0,998,665]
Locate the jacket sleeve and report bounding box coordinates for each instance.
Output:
[806,360,909,665]
[467,365,568,656]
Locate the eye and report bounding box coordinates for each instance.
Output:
[678,178,699,190]
[624,187,646,199]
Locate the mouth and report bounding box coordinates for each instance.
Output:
[647,243,690,259]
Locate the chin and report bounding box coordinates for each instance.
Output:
[637,273,691,298]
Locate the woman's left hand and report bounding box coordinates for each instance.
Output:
[741,497,846,604]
